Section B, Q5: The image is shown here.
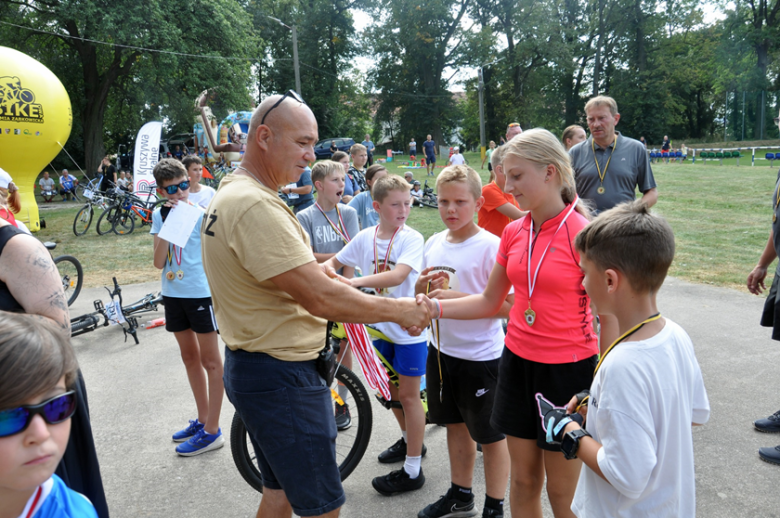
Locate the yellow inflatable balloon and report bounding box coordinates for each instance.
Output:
[0,46,72,232]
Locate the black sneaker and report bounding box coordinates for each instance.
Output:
[378,438,428,463]
[481,507,504,518]
[335,403,351,431]
[759,445,780,465]
[755,410,780,433]
[372,467,425,496]
[418,492,476,518]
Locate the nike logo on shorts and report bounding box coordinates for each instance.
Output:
[475,388,489,397]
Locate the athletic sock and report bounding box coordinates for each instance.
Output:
[404,455,422,478]
[484,495,504,511]
[450,483,473,502]
[337,384,348,403]
[401,431,407,443]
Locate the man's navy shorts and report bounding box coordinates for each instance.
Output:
[223,347,344,516]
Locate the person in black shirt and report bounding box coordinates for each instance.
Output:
[98,156,117,192]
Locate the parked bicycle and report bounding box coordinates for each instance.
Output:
[42,241,83,307]
[230,322,428,493]
[72,184,112,236]
[203,163,234,189]
[104,189,165,236]
[70,277,163,344]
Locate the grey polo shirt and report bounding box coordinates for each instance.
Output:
[772,171,780,257]
[570,133,656,214]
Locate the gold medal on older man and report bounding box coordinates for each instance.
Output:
[166,271,175,281]
[774,214,778,223]
[597,186,605,195]
[176,270,184,280]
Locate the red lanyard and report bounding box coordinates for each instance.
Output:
[25,485,43,518]
[315,202,351,244]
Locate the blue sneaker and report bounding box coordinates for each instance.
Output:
[176,428,225,457]
[172,419,204,443]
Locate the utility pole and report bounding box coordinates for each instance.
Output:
[478,67,486,160]
[292,26,301,96]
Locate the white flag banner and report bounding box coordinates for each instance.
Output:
[133,121,162,194]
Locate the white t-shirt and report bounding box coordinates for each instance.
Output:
[411,188,423,199]
[423,229,505,361]
[188,185,216,210]
[571,319,710,518]
[449,153,466,165]
[336,225,424,344]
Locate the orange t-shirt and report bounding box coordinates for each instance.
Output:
[496,205,598,364]
[478,182,520,237]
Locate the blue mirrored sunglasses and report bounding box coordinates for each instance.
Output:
[163,181,190,195]
[0,391,77,437]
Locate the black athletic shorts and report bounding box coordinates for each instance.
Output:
[490,346,596,451]
[427,345,505,444]
[761,266,780,341]
[163,296,218,334]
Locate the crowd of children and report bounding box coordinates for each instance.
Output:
[1,133,710,518]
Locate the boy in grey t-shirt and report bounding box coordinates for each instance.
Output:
[296,161,360,431]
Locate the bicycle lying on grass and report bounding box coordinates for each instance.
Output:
[230,322,429,493]
[418,180,438,208]
[70,277,163,344]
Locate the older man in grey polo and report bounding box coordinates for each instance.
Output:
[570,95,658,214]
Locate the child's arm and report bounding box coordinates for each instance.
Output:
[314,252,336,263]
[351,264,413,290]
[323,255,346,273]
[747,229,777,294]
[428,288,514,319]
[153,235,169,269]
[417,263,512,320]
[562,421,608,482]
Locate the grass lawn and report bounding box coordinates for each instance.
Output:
[31,151,778,292]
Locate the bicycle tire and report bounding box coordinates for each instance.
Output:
[420,198,438,209]
[230,364,373,493]
[54,255,84,307]
[112,208,135,235]
[72,205,93,236]
[96,206,118,235]
[71,314,100,335]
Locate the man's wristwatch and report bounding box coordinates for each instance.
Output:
[561,428,591,460]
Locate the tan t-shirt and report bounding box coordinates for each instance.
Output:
[201,174,326,361]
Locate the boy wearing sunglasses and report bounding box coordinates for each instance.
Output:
[0,312,98,517]
[151,159,224,456]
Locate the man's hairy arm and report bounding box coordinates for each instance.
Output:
[0,233,70,335]
[270,260,429,329]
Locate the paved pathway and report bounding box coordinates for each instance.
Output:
[68,277,778,517]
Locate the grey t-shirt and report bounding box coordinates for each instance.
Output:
[570,133,656,214]
[296,203,360,256]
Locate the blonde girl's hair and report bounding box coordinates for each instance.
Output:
[504,128,590,219]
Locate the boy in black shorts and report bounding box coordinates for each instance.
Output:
[415,166,512,518]
[150,159,224,456]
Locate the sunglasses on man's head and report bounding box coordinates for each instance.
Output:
[261,90,307,125]
[0,391,77,438]
[162,181,190,195]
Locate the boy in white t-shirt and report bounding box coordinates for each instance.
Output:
[415,165,513,518]
[324,175,427,496]
[540,201,710,517]
[447,147,466,166]
[182,156,216,210]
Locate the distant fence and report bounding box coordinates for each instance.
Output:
[649,146,780,166]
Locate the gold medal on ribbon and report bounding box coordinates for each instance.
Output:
[774,214,778,223]
[524,306,536,326]
[597,186,605,195]
[166,271,175,281]
[176,270,184,280]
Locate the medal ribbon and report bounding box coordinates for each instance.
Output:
[315,202,351,244]
[592,135,619,188]
[594,313,662,375]
[342,323,391,400]
[373,225,401,276]
[168,244,182,272]
[527,197,580,307]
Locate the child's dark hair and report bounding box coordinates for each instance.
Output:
[575,200,675,294]
[182,155,202,170]
[153,158,188,185]
[0,313,78,409]
[331,151,348,163]
[365,164,388,183]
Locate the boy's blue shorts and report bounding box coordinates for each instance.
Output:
[374,339,427,376]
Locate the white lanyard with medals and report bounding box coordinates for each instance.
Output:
[524,197,580,326]
[373,225,401,295]
[315,202,351,244]
[592,136,618,195]
[166,244,184,281]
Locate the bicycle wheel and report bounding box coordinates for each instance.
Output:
[54,255,84,307]
[72,205,93,236]
[420,197,438,209]
[96,206,118,235]
[230,365,373,493]
[112,208,135,235]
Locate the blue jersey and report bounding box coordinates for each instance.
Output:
[150,202,211,299]
[23,474,98,518]
[423,140,436,157]
[347,191,379,229]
